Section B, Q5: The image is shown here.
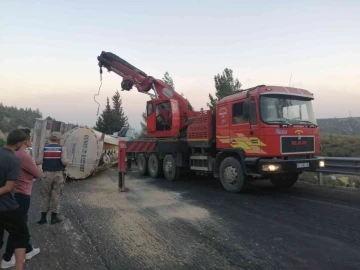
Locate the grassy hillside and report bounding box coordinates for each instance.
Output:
[317,117,360,135]
[319,134,360,157]
[301,134,360,188]
[0,103,43,133]
[0,103,57,145]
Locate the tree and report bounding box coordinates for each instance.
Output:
[207,68,242,113]
[94,97,113,134]
[138,111,147,138]
[0,104,44,132]
[162,71,174,89]
[133,131,140,138]
[94,91,129,135]
[35,108,43,118]
[162,72,187,100]
[110,90,129,132]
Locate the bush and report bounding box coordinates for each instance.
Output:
[300,172,360,188]
[320,134,360,157]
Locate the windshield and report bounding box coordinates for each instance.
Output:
[260,95,317,125]
[118,127,135,138]
[118,127,129,137]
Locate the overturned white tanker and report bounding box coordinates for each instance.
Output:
[61,126,119,179]
[32,119,132,180]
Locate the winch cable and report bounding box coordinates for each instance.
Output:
[94,67,103,115]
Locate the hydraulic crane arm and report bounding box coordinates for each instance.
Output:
[97,51,196,131]
[97,51,153,94]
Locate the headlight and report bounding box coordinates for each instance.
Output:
[319,160,325,168]
[262,164,281,172]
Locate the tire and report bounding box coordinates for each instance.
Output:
[163,154,180,181]
[137,153,148,176]
[148,154,163,178]
[270,173,299,188]
[219,156,246,193]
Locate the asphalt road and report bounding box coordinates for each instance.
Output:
[2,167,360,270]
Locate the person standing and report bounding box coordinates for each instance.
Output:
[36,132,68,225]
[0,129,31,270]
[1,129,41,269]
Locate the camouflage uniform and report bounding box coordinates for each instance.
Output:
[36,132,68,224]
[40,171,65,213]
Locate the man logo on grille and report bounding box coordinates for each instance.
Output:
[295,130,303,140]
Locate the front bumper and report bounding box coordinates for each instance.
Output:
[256,157,324,174]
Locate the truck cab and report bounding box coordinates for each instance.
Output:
[215,85,324,191]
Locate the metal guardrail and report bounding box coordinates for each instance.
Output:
[316,157,360,185]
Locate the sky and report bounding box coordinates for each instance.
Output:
[1,0,359,132]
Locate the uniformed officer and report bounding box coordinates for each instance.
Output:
[36,132,68,225]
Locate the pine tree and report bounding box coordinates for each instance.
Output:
[162,71,175,89]
[139,111,147,138]
[111,90,129,132]
[161,71,188,97]
[207,68,242,113]
[94,97,113,134]
[35,108,42,118]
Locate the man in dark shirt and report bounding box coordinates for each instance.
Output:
[0,129,31,270]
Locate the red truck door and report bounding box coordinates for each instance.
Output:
[230,99,263,155]
[169,99,180,135]
[146,101,156,132]
[216,103,231,149]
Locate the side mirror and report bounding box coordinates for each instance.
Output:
[243,101,250,119]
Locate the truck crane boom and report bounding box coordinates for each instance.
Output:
[97,51,196,134]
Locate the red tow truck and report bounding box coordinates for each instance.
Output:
[97,51,325,193]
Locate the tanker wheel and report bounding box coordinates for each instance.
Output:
[163,154,180,181]
[219,156,247,193]
[137,153,148,176]
[148,154,163,178]
[270,173,299,188]
[103,154,111,164]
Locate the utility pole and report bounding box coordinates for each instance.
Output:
[288,73,292,87]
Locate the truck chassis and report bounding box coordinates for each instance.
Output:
[125,138,322,193]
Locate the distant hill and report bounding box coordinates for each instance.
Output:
[0,103,56,144]
[0,103,43,132]
[317,117,360,135]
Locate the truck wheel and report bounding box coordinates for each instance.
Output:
[148,154,163,178]
[270,173,299,188]
[219,156,246,193]
[137,153,148,176]
[163,154,180,181]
